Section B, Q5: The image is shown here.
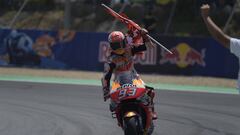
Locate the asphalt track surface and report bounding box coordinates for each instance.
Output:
[0,81,240,135]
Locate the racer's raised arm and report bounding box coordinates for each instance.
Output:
[131,28,153,55]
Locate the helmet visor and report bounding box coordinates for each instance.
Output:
[110,40,126,50]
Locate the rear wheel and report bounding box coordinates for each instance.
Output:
[124,117,142,135]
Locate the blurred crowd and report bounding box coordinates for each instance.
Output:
[0,0,239,37]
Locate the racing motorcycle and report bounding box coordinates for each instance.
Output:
[109,78,155,135]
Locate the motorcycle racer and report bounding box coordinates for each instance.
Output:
[101,28,157,120]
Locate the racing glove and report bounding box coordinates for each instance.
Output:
[140,28,155,48]
[140,28,150,42]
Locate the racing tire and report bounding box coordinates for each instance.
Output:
[124,116,142,135]
[147,122,154,135]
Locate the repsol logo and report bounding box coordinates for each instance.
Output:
[118,84,136,90]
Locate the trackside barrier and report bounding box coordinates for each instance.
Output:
[0,28,238,79]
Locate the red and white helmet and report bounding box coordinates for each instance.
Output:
[108,31,126,52]
[108,31,125,43]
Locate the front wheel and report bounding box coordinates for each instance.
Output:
[124,117,142,135]
[147,122,154,135]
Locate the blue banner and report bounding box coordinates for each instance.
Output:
[134,36,238,78]
[0,29,238,79]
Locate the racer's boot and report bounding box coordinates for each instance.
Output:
[151,104,158,120]
[145,85,158,120]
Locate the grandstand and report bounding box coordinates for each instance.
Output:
[0,0,239,37]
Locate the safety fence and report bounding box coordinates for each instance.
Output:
[0,28,238,79]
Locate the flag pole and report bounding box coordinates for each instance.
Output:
[101,3,173,54]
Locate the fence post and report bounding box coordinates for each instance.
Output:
[8,0,29,28]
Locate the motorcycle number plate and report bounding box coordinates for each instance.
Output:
[118,87,137,99]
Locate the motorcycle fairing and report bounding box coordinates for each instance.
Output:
[110,78,146,103]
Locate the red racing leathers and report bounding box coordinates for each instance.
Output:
[102,37,148,100]
[101,33,157,119]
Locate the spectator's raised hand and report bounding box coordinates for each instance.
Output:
[201,4,210,18]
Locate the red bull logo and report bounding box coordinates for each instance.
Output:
[98,41,157,65]
[134,45,157,65]
[160,43,206,68]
